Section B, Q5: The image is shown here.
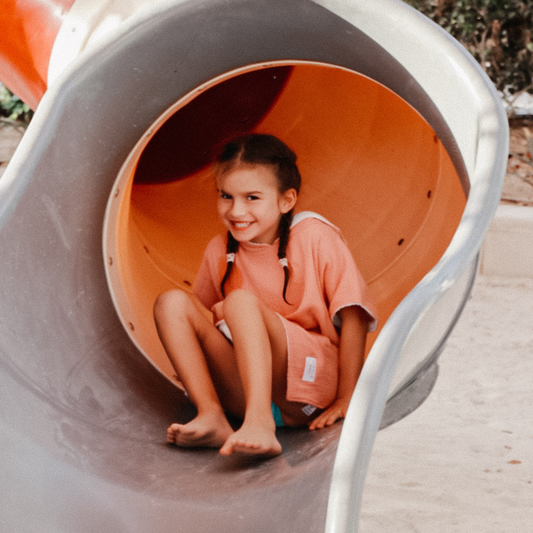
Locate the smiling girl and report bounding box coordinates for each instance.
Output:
[153,134,377,457]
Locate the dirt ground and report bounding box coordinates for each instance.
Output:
[1,118,533,206]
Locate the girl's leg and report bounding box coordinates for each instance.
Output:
[155,288,308,456]
[153,289,243,448]
[218,290,289,457]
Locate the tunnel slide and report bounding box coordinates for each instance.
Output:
[0,1,508,532]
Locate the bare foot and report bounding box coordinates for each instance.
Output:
[219,423,282,457]
[167,412,234,449]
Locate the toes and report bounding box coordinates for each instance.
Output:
[166,417,233,449]
[167,425,177,443]
[219,441,233,456]
[219,431,281,457]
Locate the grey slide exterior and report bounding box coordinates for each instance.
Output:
[0,1,508,532]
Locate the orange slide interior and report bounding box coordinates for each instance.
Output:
[106,62,467,381]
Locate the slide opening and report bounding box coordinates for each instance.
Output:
[103,61,467,383]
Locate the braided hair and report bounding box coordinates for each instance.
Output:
[216,134,301,303]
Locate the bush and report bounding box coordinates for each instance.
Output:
[0,84,33,123]
[404,0,533,113]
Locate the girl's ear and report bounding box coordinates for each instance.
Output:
[279,188,298,214]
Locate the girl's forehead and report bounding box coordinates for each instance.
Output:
[216,164,279,190]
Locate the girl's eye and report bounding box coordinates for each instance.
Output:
[247,195,259,201]
[220,193,232,200]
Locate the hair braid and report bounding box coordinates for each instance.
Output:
[220,232,239,298]
[278,211,293,304]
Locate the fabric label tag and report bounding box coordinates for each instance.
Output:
[302,404,317,416]
[302,357,317,382]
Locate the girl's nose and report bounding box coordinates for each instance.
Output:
[228,199,245,217]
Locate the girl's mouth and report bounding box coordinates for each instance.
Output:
[231,221,252,230]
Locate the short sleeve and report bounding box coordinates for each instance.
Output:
[318,225,378,332]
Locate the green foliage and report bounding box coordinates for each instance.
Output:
[404,0,533,110]
[0,84,33,122]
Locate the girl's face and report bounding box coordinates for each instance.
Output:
[216,164,297,245]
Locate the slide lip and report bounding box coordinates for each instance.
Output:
[47,0,163,88]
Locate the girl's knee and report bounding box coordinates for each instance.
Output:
[223,289,258,309]
[154,289,191,319]
[222,289,262,320]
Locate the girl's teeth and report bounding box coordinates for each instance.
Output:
[234,222,250,228]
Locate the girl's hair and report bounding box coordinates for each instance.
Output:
[216,133,301,303]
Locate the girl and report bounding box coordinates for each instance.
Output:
[154,134,377,457]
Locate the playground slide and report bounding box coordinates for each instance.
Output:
[0,1,508,531]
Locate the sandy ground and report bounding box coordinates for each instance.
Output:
[361,275,533,532]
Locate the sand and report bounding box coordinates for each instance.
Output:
[361,275,533,532]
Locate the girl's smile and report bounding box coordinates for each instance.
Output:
[216,164,297,245]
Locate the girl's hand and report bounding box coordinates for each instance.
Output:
[308,399,350,430]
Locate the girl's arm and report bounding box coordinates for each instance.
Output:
[308,305,368,430]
